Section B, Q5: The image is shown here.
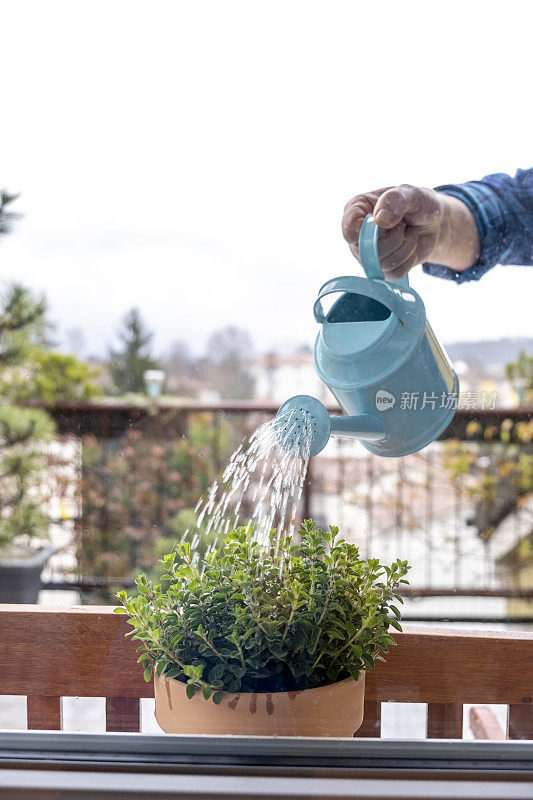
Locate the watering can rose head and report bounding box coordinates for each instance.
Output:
[116,520,410,701]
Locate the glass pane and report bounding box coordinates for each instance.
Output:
[0,3,531,789]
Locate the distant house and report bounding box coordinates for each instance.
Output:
[250,351,333,405]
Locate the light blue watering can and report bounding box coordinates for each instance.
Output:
[275,214,459,458]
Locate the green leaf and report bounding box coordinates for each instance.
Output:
[202,685,212,700]
[113,607,127,613]
[212,690,223,704]
[143,666,152,683]
[307,629,321,655]
[166,666,183,678]
[385,616,402,632]
[155,659,168,677]
[208,663,225,683]
[186,683,198,699]
[390,605,402,620]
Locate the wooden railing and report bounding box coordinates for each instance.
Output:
[32,399,533,442]
[1,605,532,739]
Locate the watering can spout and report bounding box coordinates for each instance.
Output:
[275,395,386,458]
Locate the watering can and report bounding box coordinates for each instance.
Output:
[275,214,459,458]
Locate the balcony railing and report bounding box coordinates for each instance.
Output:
[1,604,532,739]
[30,400,533,613]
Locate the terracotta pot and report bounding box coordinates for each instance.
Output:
[154,671,365,737]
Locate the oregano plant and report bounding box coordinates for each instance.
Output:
[116,520,410,703]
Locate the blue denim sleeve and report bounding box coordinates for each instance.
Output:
[422,168,533,283]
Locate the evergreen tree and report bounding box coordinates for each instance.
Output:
[0,191,20,236]
[0,284,52,366]
[109,308,159,395]
[0,194,54,551]
[0,191,100,553]
[506,350,533,404]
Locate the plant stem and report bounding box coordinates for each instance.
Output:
[197,631,230,666]
[281,602,296,643]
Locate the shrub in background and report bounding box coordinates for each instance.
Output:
[75,417,228,599]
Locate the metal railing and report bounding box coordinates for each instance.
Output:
[30,400,533,615]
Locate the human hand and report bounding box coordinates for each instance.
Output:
[341,185,446,280]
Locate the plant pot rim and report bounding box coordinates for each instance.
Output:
[0,544,57,568]
[158,672,361,700]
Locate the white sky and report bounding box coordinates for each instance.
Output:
[0,0,531,358]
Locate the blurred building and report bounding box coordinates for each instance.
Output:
[250,350,333,405]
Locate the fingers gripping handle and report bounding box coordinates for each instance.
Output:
[359,214,410,287]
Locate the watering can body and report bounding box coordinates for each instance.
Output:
[276,215,458,458]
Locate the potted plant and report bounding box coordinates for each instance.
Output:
[117,520,409,736]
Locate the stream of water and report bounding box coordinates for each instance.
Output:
[188,409,314,557]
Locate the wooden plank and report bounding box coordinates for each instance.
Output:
[1,607,533,706]
[353,699,381,738]
[427,703,463,739]
[363,626,533,705]
[105,697,141,732]
[0,605,151,698]
[508,703,533,740]
[469,706,505,740]
[27,696,62,730]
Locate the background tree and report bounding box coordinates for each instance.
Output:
[0,284,51,366]
[0,405,54,550]
[0,192,100,554]
[204,326,255,400]
[442,419,533,585]
[0,285,55,551]
[0,191,20,236]
[108,308,159,395]
[0,195,52,552]
[506,350,533,404]
[0,283,102,554]
[162,339,196,397]
[1,349,101,404]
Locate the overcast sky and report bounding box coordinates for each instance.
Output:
[0,0,531,359]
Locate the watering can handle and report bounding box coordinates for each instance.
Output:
[359,214,410,288]
[313,275,407,323]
